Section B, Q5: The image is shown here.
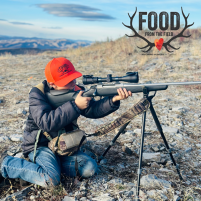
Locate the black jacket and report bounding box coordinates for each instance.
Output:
[21,80,120,157]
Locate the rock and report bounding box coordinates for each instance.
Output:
[174,195,181,201]
[108,178,123,184]
[193,162,201,168]
[80,198,87,201]
[189,123,194,127]
[122,146,133,155]
[173,134,183,140]
[124,182,135,188]
[74,190,87,199]
[30,195,35,200]
[175,191,180,195]
[185,147,192,153]
[129,188,147,200]
[134,129,141,134]
[10,134,23,142]
[147,189,168,200]
[22,124,26,130]
[159,146,166,151]
[92,193,115,201]
[123,190,133,197]
[62,196,75,201]
[196,144,201,148]
[141,174,171,189]
[117,163,125,170]
[186,180,191,185]
[13,99,21,104]
[151,145,160,152]
[118,132,135,143]
[159,168,174,172]
[158,98,171,102]
[1,186,32,201]
[162,126,179,134]
[151,162,160,168]
[142,153,161,162]
[194,114,200,118]
[149,127,158,132]
[172,107,189,114]
[117,197,123,201]
[21,101,28,104]
[130,61,138,65]
[0,136,10,142]
[119,138,133,145]
[17,108,27,115]
[100,158,107,164]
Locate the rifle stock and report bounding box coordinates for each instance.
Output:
[46,83,168,108]
[45,81,201,108]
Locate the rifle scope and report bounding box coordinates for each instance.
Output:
[83,72,139,85]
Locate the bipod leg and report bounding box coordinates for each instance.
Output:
[136,87,148,200]
[136,111,146,200]
[148,100,183,181]
[97,121,130,163]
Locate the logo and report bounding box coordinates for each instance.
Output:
[57,64,72,77]
[122,7,194,53]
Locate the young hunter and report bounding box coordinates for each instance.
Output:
[0,57,132,187]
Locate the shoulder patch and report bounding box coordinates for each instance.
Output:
[29,82,45,94]
[35,83,45,94]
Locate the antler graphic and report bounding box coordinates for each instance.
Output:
[123,7,194,53]
[122,7,155,53]
[163,7,194,52]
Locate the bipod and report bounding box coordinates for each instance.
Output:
[97,88,183,201]
[135,87,183,200]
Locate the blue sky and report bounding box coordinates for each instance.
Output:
[0,0,200,41]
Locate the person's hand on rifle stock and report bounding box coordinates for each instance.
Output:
[75,91,92,110]
[112,88,132,103]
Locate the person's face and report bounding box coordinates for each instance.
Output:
[49,79,76,90]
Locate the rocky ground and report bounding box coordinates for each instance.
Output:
[0,46,201,201]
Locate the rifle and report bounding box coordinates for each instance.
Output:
[46,71,201,108]
[45,72,201,201]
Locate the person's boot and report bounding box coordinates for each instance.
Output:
[0,152,8,182]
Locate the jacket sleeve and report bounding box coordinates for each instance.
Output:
[29,88,81,133]
[80,96,120,119]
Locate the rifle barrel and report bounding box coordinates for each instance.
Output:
[46,81,201,108]
[137,81,201,86]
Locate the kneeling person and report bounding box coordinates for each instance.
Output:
[0,57,132,187]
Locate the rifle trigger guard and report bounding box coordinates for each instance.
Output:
[93,88,97,96]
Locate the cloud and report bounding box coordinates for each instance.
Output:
[43,26,62,29]
[36,4,116,21]
[134,0,201,4]
[10,22,34,25]
[0,19,7,21]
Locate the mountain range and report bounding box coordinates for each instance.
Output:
[0,35,92,50]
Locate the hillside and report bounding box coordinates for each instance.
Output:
[0,35,92,52]
[0,28,201,201]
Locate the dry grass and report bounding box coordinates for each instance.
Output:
[54,28,201,73]
[0,52,14,60]
[50,28,201,88]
